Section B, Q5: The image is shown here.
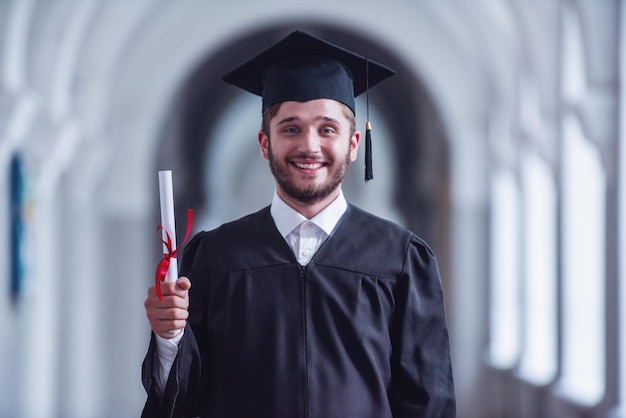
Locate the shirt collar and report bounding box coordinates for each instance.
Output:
[271,190,348,238]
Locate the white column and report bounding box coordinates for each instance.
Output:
[613,3,626,416]
[15,184,61,418]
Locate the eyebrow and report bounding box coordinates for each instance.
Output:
[276,115,340,125]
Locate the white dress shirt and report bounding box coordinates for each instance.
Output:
[270,190,347,265]
[152,190,348,395]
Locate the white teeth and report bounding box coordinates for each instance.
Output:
[295,162,322,169]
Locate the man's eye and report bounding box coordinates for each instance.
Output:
[321,128,336,134]
[283,127,299,133]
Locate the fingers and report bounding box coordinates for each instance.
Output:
[145,276,191,338]
[147,311,188,338]
[145,296,189,338]
[150,276,190,299]
[176,276,191,291]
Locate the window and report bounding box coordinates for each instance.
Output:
[558,116,606,405]
[489,169,521,368]
[9,153,25,303]
[518,149,557,384]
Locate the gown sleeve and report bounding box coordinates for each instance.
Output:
[141,232,208,418]
[388,234,457,417]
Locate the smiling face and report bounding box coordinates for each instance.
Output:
[258,99,360,213]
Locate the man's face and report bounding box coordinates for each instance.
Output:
[258,99,360,205]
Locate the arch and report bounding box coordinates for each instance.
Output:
[103,5,493,415]
[156,23,450,251]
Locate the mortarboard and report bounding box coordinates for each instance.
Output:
[222,30,396,181]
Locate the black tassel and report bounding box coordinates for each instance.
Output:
[364,58,373,182]
[365,121,373,181]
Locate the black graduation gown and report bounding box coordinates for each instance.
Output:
[142,205,456,418]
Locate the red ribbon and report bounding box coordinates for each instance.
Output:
[155,209,194,301]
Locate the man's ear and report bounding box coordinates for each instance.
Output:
[349,130,361,163]
[258,130,270,160]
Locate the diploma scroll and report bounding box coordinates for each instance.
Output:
[157,170,195,335]
[158,170,179,284]
[155,170,193,305]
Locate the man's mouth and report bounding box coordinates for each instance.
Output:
[294,162,323,170]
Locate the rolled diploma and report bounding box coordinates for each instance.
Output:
[158,170,178,283]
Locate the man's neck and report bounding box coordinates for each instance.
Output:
[276,188,341,219]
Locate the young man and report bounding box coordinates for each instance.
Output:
[142,30,456,417]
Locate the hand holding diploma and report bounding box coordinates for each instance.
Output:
[145,276,191,339]
[145,170,194,338]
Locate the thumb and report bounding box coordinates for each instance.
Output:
[176,276,191,291]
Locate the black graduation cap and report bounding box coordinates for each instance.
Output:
[222,30,396,181]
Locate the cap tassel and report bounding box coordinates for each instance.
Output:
[365,121,373,181]
[364,58,373,182]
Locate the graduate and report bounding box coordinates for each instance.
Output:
[142,30,456,418]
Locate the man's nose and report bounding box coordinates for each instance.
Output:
[300,129,322,153]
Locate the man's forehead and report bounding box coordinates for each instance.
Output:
[273,99,351,118]
[271,99,352,124]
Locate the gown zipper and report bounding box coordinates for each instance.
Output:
[299,264,310,418]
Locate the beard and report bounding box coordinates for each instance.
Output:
[268,143,352,205]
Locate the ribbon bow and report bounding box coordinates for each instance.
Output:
[155,209,194,301]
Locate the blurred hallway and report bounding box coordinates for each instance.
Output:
[0,1,623,416]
